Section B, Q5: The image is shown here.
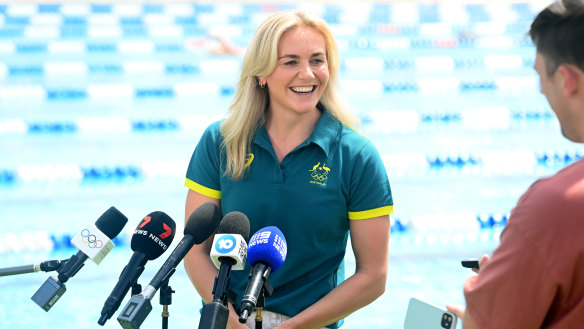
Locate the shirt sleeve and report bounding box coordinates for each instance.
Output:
[184,121,223,199]
[464,221,557,328]
[347,139,393,220]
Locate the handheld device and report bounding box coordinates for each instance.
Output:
[404,297,457,329]
[461,257,480,269]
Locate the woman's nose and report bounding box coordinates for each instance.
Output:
[297,62,315,79]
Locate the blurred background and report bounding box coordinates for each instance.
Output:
[1,0,581,328]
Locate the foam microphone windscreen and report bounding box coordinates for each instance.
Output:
[217,212,250,242]
[131,211,177,260]
[247,226,287,272]
[185,202,222,244]
[95,206,129,239]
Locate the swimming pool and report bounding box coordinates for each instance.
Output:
[0,1,581,328]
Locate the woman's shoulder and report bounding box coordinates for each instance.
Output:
[203,119,224,135]
[199,119,226,144]
[320,108,377,155]
[338,123,375,151]
[206,119,223,131]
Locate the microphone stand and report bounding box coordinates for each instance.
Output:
[0,259,68,277]
[160,277,175,329]
[254,279,273,329]
[131,282,142,296]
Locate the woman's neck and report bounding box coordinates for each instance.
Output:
[265,107,322,163]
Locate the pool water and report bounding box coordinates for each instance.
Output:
[1,1,581,328]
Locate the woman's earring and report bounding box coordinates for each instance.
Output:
[258,79,266,88]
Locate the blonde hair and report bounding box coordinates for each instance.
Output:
[221,10,359,180]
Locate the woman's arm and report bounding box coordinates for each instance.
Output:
[183,189,247,329]
[276,215,390,329]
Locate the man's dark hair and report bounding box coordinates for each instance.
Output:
[529,0,584,75]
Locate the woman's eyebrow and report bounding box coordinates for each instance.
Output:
[278,52,325,60]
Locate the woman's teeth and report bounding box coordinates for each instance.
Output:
[291,86,314,93]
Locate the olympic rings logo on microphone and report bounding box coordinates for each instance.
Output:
[81,229,103,248]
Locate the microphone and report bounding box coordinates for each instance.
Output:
[117,202,222,329]
[239,226,287,323]
[210,211,250,272]
[98,211,177,326]
[31,206,128,311]
[198,211,250,329]
[0,259,68,277]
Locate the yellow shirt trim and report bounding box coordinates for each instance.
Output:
[185,179,221,199]
[348,205,394,220]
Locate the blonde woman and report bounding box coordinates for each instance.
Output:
[184,10,393,329]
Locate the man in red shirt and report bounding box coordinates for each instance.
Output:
[447,1,584,328]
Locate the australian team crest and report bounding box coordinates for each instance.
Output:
[309,162,330,186]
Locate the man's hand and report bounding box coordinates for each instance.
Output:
[446,304,478,329]
[446,304,465,319]
[472,254,490,274]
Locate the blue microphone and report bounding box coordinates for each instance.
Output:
[238,226,287,323]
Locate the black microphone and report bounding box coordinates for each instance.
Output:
[98,211,177,326]
[199,211,250,329]
[31,206,128,311]
[239,226,287,323]
[117,202,222,329]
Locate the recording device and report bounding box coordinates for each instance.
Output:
[404,297,457,329]
[198,211,250,329]
[98,211,177,325]
[461,257,480,269]
[0,259,68,277]
[239,226,287,323]
[31,206,128,311]
[117,202,221,329]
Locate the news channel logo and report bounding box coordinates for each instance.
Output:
[215,235,237,254]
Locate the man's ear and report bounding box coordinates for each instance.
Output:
[557,64,581,97]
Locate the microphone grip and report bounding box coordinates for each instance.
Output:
[40,259,68,272]
[239,262,272,323]
[212,261,234,305]
[57,251,89,284]
[149,235,195,290]
[98,252,148,326]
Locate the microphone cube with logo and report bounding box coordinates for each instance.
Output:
[32,222,117,311]
[71,222,115,264]
[210,234,247,270]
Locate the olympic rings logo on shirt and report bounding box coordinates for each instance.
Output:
[81,229,103,248]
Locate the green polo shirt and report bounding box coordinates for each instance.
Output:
[185,107,393,328]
